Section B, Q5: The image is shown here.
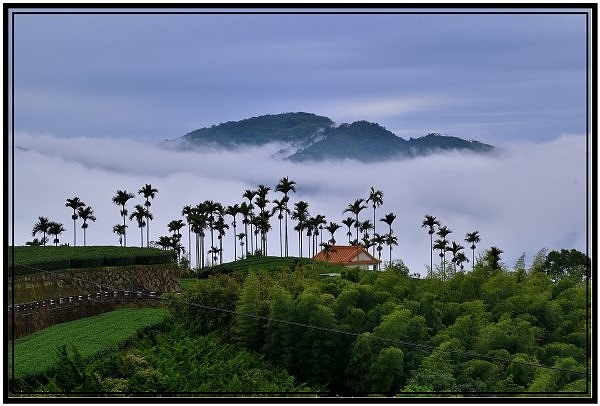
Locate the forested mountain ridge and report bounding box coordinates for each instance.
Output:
[168,112,494,162]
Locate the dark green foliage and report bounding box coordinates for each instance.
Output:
[9,246,174,276]
[543,249,590,281]
[17,246,587,396]
[32,327,313,393]
[172,112,494,162]
[167,275,240,337]
[43,344,102,392]
[367,346,405,393]
[233,272,267,352]
[180,112,334,147]
[9,308,170,392]
[289,123,495,162]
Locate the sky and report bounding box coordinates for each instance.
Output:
[6,6,593,276]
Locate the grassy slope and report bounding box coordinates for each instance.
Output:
[8,307,170,381]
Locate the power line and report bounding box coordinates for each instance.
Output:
[11,262,590,378]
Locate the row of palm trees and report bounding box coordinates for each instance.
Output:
[111,184,158,248]
[420,214,502,279]
[28,178,500,277]
[31,198,97,246]
[149,179,400,271]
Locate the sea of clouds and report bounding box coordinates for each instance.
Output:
[8,132,590,276]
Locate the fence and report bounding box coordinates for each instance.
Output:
[7,290,161,339]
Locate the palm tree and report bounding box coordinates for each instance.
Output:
[203,200,221,259]
[168,219,185,262]
[436,225,452,275]
[65,197,86,246]
[432,238,449,280]
[319,242,336,262]
[384,232,398,265]
[189,210,207,269]
[454,251,469,272]
[306,216,325,257]
[47,221,66,246]
[243,190,257,253]
[447,241,465,275]
[342,217,355,244]
[226,204,241,261]
[486,246,503,270]
[276,176,296,256]
[255,211,272,255]
[254,185,271,253]
[156,235,173,250]
[32,216,51,246]
[112,224,126,246]
[465,231,481,270]
[237,232,246,260]
[372,233,385,271]
[344,198,367,248]
[366,187,384,256]
[129,204,151,247]
[421,215,440,277]
[214,216,229,264]
[271,198,289,257]
[77,206,96,246]
[325,222,341,245]
[359,219,373,241]
[182,205,194,263]
[291,200,309,258]
[380,212,396,264]
[112,190,135,247]
[380,212,396,236]
[239,202,253,257]
[139,184,158,247]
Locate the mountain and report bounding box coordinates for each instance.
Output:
[169,112,494,162]
[175,112,334,149]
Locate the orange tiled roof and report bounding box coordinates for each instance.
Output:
[313,245,380,265]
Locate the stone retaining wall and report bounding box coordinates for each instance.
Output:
[7,263,180,339]
[7,291,163,339]
[9,263,180,302]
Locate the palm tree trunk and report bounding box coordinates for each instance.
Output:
[122,208,127,247]
[279,218,283,257]
[284,213,289,256]
[429,234,433,278]
[72,215,77,247]
[372,207,376,257]
[233,224,237,260]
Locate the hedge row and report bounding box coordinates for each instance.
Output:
[8,246,175,276]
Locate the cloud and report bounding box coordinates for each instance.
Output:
[311,95,449,126]
[9,132,589,276]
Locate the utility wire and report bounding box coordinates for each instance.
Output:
[10,262,590,378]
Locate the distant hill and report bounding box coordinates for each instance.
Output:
[169,112,494,162]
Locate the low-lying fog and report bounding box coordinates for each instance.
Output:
[9,132,589,276]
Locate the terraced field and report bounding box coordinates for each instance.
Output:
[8,307,170,382]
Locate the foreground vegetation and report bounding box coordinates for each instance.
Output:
[9,309,313,394]
[167,254,590,396]
[9,246,175,276]
[9,248,590,397]
[8,307,169,385]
